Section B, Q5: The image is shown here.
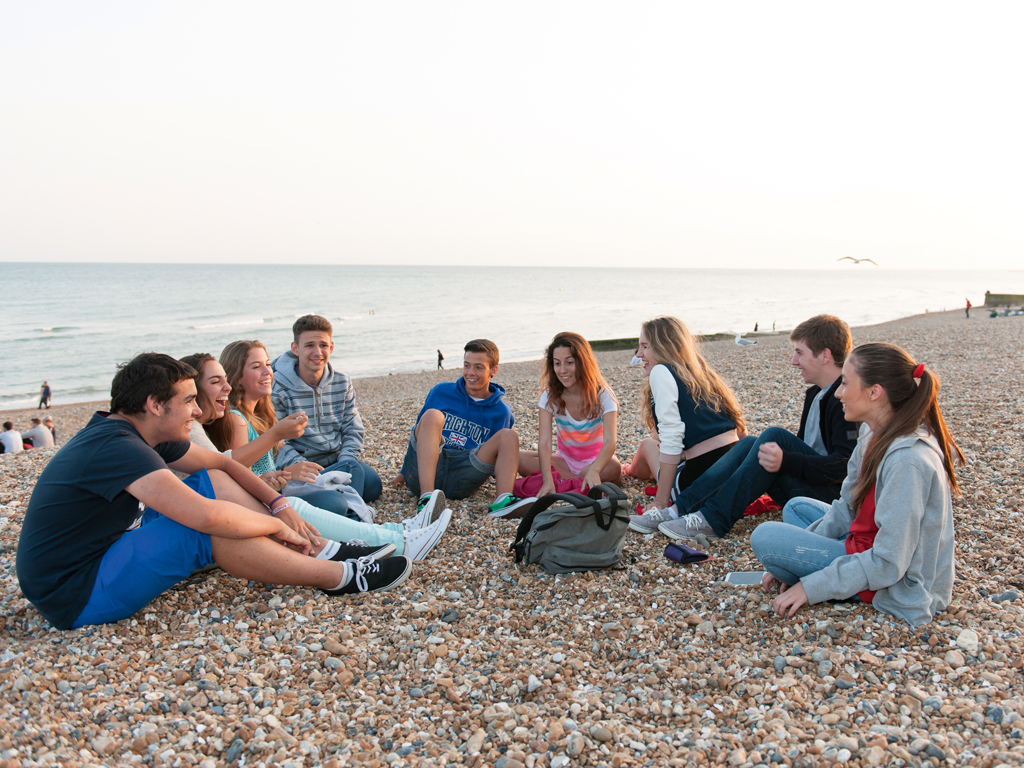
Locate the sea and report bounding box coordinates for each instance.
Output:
[2,262,1021,411]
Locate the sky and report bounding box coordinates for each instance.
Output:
[1,2,1022,270]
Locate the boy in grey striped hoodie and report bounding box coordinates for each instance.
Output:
[271,315,383,502]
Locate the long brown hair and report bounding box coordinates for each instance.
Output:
[220,340,278,437]
[639,316,745,433]
[541,332,613,418]
[179,353,236,452]
[848,342,964,512]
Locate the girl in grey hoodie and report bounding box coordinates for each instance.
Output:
[750,342,964,626]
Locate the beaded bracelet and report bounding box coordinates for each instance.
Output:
[266,494,286,511]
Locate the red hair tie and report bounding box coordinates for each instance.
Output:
[913,363,925,378]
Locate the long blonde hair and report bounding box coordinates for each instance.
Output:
[640,316,745,433]
[220,340,278,437]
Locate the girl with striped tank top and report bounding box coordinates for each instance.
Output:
[518,332,622,498]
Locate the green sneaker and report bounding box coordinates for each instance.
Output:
[487,493,537,518]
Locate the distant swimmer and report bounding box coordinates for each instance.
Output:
[39,381,51,409]
[836,257,878,266]
[735,333,757,346]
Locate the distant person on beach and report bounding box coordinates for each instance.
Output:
[391,339,534,517]
[180,353,450,562]
[39,382,51,409]
[271,315,383,504]
[1,422,24,454]
[750,343,963,626]
[43,416,56,442]
[965,298,972,319]
[623,316,745,530]
[437,350,444,370]
[518,332,622,497]
[22,417,55,449]
[16,353,414,630]
[645,315,859,540]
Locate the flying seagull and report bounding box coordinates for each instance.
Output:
[837,257,878,265]
[735,333,757,346]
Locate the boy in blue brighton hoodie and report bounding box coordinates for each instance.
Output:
[272,315,382,502]
[391,339,534,516]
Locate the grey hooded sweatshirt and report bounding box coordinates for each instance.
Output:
[271,350,365,469]
[801,424,955,627]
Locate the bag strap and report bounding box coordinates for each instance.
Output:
[587,482,628,530]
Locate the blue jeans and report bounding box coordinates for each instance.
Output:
[321,457,383,503]
[673,427,840,537]
[783,496,831,528]
[750,496,846,585]
[301,489,353,519]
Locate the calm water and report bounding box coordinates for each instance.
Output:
[1,262,1019,410]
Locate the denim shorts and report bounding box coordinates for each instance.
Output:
[400,433,494,500]
[71,470,216,628]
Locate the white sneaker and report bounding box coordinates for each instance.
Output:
[627,506,675,534]
[658,511,719,541]
[403,508,452,561]
[405,489,446,531]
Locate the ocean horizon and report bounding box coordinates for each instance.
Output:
[2,262,1021,411]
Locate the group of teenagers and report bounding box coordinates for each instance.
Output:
[16,312,962,631]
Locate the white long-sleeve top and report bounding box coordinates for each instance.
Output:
[649,365,685,462]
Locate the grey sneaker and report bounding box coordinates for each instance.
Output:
[658,511,719,541]
[627,507,675,534]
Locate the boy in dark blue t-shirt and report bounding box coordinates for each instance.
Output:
[390,339,534,517]
[17,353,412,630]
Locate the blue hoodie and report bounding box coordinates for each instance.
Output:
[417,378,514,452]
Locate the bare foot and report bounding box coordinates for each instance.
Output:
[621,463,635,478]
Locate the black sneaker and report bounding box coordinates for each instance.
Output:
[322,555,413,595]
[329,541,397,561]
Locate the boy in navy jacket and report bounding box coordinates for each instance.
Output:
[391,339,534,516]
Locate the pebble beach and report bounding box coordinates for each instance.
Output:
[1,308,1023,768]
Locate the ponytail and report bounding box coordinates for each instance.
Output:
[848,343,964,512]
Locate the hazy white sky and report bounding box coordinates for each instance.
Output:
[2,2,1022,269]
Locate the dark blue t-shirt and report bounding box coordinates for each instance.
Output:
[16,412,190,629]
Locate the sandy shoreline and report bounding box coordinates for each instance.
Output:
[2,307,1024,768]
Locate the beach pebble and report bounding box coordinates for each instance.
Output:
[956,628,980,654]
